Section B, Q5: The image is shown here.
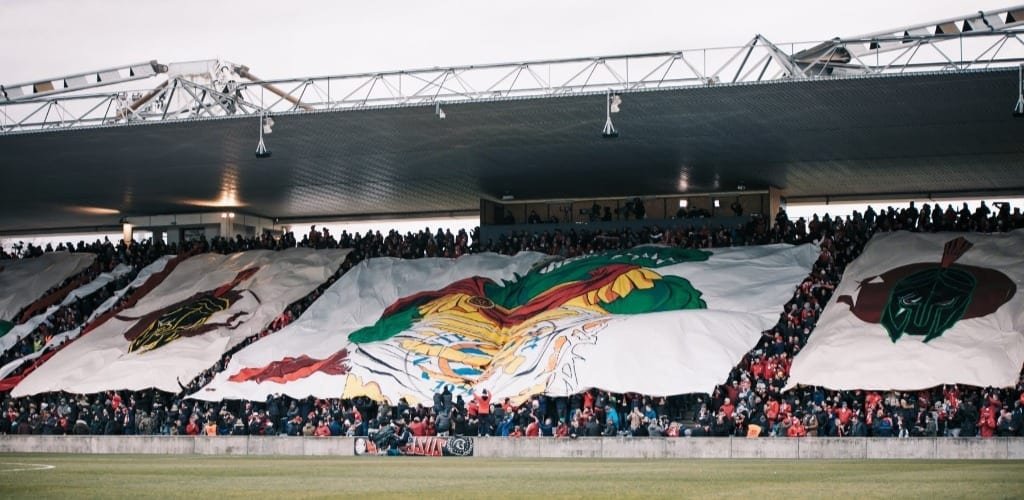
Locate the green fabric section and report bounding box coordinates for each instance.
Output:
[601,275,706,314]
[348,246,712,344]
[485,246,711,309]
[348,306,420,344]
[0,320,13,338]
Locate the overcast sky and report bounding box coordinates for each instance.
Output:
[1,1,1015,83]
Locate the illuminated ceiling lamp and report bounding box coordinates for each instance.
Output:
[1014,65,1024,117]
[255,112,274,158]
[602,91,621,138]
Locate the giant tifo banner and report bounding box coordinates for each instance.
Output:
[11,248,349,396]
[0,252,96,331]
[786,231,1024,391]
[197,244,816,405]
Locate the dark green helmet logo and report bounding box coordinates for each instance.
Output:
[837,237,1016,343]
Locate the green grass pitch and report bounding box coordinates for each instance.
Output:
[0,454,1022,498]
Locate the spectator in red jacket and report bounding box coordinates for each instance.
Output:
[314,420,331,437]
[719,398,735,418]
[409,417,426,436]
[473,389,491,417]
[554,419,569,437]
[978,406,997,438]
[185,415,200,436]
[787,415,807,437]
[525,416,540,437]
[836,402,853,427]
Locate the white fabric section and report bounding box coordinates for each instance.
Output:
[786,230,1024,391]
[0,252,96,322]
[0,257,173,380]
[59,264,131,307]
[0,307,58,353]
[12,248,349,396]
[87,256,174,323]
[0,330,68,380]
[0,261,132,354]
[197,245,816,403]
[651,244,819,317]
[543,310,778,397]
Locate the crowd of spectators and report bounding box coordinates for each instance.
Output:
[0,199,1022,440]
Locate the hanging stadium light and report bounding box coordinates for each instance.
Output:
[255,112,272,158]
[435,102,446,120]
[1014,65,1024,117]
[602,91,621,138]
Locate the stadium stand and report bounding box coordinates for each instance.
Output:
[1,200,1022,439]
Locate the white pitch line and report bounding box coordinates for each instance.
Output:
[0,462,56,472]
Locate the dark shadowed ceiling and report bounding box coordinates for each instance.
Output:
[1,68,1022,233]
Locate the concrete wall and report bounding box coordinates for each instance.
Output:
[472,437,1024,459]
[1,436,1023,459]
[0,436,356,456]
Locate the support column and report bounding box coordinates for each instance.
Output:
[769,186,783,219]
[220,212,235,238]
[122,222,133,244]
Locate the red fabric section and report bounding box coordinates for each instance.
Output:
[379,263,637,328]
[17,263,99,323]
[228,349,349,384]
[493,263,637,326]
[941,237,973,268]
[213,267,261,298]
[379,277,490,318]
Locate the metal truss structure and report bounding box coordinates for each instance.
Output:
[3,5,1024,134]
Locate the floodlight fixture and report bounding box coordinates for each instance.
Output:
[602,91,620,138]
[435,102,446,120]
[255,112,272,159]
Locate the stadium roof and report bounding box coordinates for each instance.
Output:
[2,68,1023,233]
[2,5,1024,233]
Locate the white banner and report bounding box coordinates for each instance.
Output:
[87,256,175,323]
[11,248,349,396]
[0,252,95,323]
[58,264,132,307]
[786,231,1024,391]
[0,257,173,381]
[197,244,816,404]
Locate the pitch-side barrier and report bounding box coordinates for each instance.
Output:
[1,435,1023,459]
